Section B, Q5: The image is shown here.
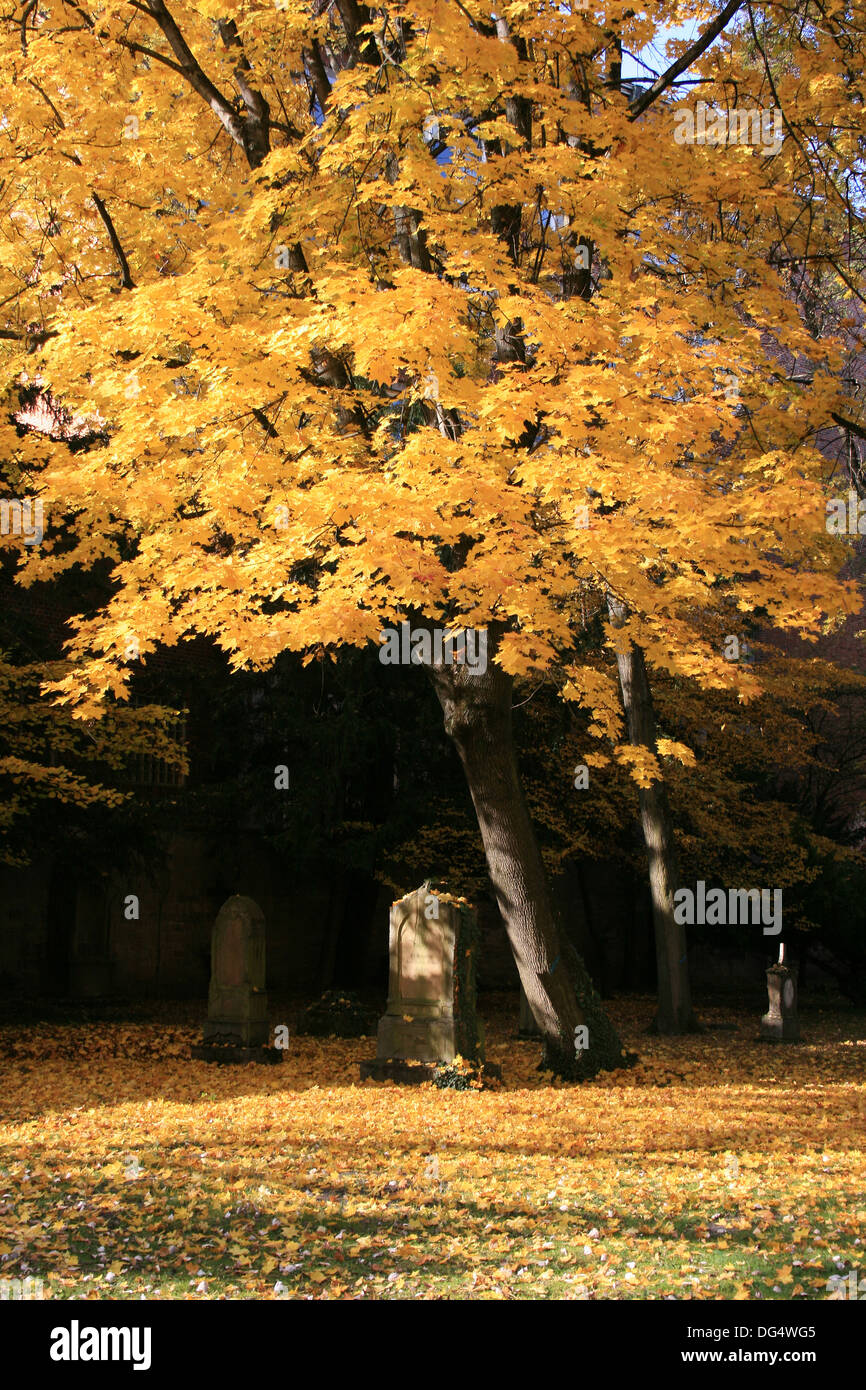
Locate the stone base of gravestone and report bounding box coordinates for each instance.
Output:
[361,883,487,1080]
[759,963,800,1042]
[191,1042,283,1065]
[359,1058,502,1083]
[360,1059,438,1083]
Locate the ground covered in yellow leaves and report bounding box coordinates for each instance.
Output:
[0,997,862,1300]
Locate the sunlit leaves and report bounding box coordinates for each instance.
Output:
[0,998,861,1300]
[0,0,862,729]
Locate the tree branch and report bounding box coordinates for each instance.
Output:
[217,16,271,166]
[20,0,36,53]
[27,79,67,129]
[628,0,743,120]
[139,0,252,160]
[304,40,332,115]
[116,36,186,77]
[91,193,136,289]
[832,411,866,443]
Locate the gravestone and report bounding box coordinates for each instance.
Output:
[760,942,800,1043]
[361,883,496,1082]
[191,895,282,1064]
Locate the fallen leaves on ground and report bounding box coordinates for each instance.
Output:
[0,996,862,1300]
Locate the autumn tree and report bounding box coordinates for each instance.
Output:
[1,0,864,1071]
[0,382,186,870]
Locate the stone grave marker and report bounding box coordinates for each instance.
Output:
[191,895,282,1064]
[361,882,498,1082]
[760,941,800,1042]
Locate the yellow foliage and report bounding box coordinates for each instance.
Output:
[0,0,861,736]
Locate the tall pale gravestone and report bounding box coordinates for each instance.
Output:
[361,883,493,1081]
[191,895,282,1064]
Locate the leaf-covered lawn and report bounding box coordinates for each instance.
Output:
[0,997,863,1300]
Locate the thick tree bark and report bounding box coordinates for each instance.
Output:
[518,982,541,1036]
[607,597,701,1034]
[427,651,630,1076]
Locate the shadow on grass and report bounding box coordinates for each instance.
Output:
[1,1156,851,1302]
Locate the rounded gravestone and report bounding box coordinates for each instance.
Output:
[192,895,282,1064]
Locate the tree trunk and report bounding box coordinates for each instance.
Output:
[427,651,630,1076]
[518,983,541,1036]
[607,598,701,1034]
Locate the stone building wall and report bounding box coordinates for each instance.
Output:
[0,832,337,1000]
[4,839,834,1003]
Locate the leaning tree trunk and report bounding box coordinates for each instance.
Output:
[607,598,701,1035]
[427,652,629,1077]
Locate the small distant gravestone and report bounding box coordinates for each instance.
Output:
[191,895,282,1064]
[361,883,497,1082]
[760,942,800,1043]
